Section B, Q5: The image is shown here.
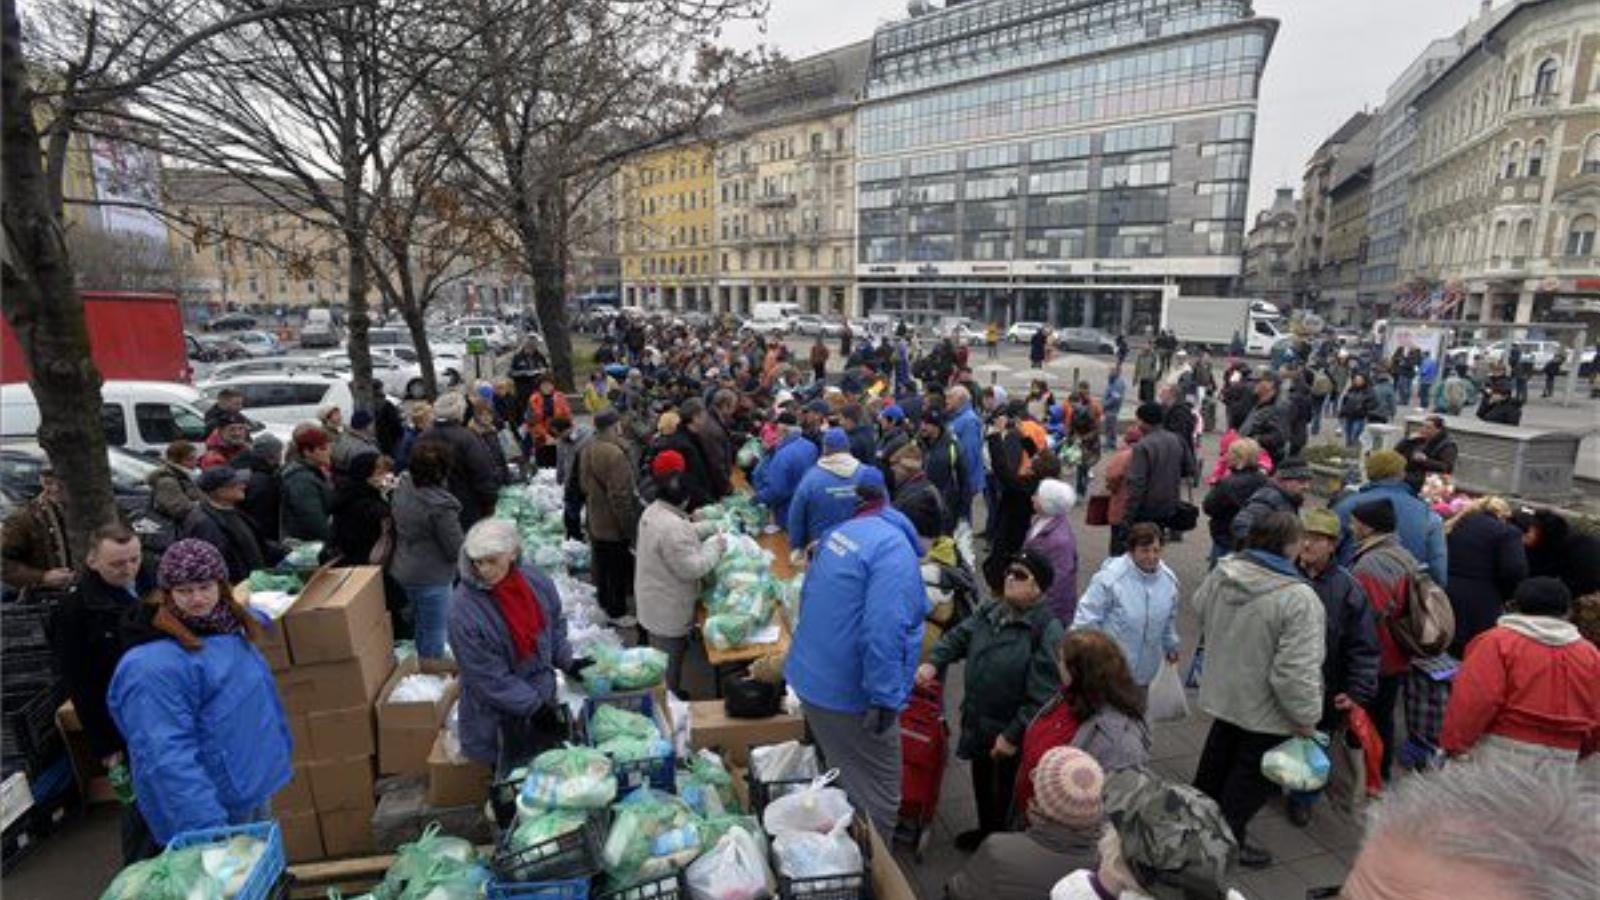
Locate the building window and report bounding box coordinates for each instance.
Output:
[1583,134,1600,174]
[1567,215,1597,257]
[1512,219,1533,260]
[1527,140,1545,178]
[1503,142,1522,179]
[1533,58,1559,100]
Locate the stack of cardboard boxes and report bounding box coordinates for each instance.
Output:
[250,566,394,862]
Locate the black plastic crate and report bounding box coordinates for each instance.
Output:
[490,706,577,829]
[774,815,872,900]
[580,693,675,794]
[0,601,55,652]
[595,871,683,900]
[0,650,57,693]
[491,810,607,884]
[0,683,65,779]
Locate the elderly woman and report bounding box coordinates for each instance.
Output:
[1202,436,1268,566]
[1444,496,1528,658]
[634,451,725,698]
[1071,522,1180,689]
[448,519,576,771]
[1024,479,1080,624]
[108,540,291,850]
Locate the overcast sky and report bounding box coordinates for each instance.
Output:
[722,0,1500,216]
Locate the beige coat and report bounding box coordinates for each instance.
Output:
[579,432,639,543]
[633,500,723,638]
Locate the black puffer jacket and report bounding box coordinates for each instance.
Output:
[1229,481,1303,546]
[1202,468,1268,549]
[1301,561,1380,731]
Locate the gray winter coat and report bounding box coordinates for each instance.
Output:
[1126,426,1192,523]
[1073,706,1151,772]
[389,472,464,586]
[946,820,1100,900]
[1191,551,1325,735]
[1229,481,1303,546]
[146,462,202,521]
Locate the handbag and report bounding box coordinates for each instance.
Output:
[1168,500,1199,533]
[368,513,396,566]
[1085,494,1111,527]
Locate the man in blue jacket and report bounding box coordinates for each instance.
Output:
[787,428,887,551]
[786,485,926,836]
[946,386,985,523]
[753,413,818,527]
[1332,449,1448,582]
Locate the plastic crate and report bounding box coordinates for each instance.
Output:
[775,815,872,900]
[595,871,683,900]
[491,810,606,884]
[580,693,675,793]
[0,682,66,779]
[0,650,57,692]
[167,821,286,900]
[0,601,55,652]
[490,706,577,829]
[488,876,592,900]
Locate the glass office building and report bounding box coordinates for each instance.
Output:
[855,0,1276,333]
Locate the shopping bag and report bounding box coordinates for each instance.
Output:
[1147,661,1189,723]
[1261,734,1332,792]
[1085,494,1111,527]
[686,825,775,900]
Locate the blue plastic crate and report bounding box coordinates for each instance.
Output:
[488,876,592,900]
[167,821,286,900]
[580,693,676,793]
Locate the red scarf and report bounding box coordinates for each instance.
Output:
[490,570,545,661]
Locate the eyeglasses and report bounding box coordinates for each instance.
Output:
[1005,566,1033,582]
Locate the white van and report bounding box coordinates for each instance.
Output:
[197,373,358,429]
[301,308,341,348]
[0,380,211,456]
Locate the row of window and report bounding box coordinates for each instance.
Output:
[719,128,851,170]
[719,246,851,273]
[1410,214,1597,269]
[635,189,712,217]
[858,219,1241,264]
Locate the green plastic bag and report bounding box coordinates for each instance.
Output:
[601,789,699,885]
[516,745,616,811]
[510,808,589,852]
[247,570,303,593]
[589,705,660,744]
[677,751,736,816]
[597,736,672,764]
[583,646,669,692]
[283,542,324,569]
[100,848,222,900]
[695,814,761,848]
[378,823,481,899]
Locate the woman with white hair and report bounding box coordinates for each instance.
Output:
[1024,478,1080,623]
[447,518,577,772]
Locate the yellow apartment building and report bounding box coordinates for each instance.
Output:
[618,142,717,312]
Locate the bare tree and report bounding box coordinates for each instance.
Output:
[2,0,354,555]
[435,0,768,390]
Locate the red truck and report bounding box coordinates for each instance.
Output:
[1,291,191,385]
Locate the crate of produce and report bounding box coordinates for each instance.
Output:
[488,876,592,900]
[492,809,607,884]
[774,815,872,900]
[0,682,66,779]
[490,706,578,828]
[0,601,56,652]
[580,693,675,793]
[166,821,287,900]
[595,870,683,900]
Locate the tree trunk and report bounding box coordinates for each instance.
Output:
[400,304,437,401]
[526,197,574,392]
[344,234,377,410]
[1,0,117,560]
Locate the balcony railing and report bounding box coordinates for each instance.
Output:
[1507,92,1558,112]
[753,192,797,208]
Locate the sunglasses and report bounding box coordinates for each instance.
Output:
[1005,566,1034,582]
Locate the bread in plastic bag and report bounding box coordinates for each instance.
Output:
[772,820,861,880]
[761,779,854,836]
[1147,660,1189,723]
[749,741,819,784]
[1261,734,1332,791]
[686,825,775,900]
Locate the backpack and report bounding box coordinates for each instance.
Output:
[1070,401,1095,434]
[1392,566,1456,659]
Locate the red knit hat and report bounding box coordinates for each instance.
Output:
[651,449,686,480]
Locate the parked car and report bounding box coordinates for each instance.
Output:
[0,440,160,520]
[232,330,283,358]
[1005,321,1047,344]
[372,345,464,388]
[197,372,359,428]
[300,307,341,349]
[317,351,435,399]
[790,314,824,336]
[740,318,791,338]
[0,380,211,457]
[207,313,258,332]
[1055,327,1117,354]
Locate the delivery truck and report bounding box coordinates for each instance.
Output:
[1,291,191,385]
[1163,296,1285,356]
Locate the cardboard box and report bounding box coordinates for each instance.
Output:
[425,732,491,809]
[286,713,312,764]
[275,615,395,715]
[319,803,377,857]
[279,809,325,863]
[307,756,376,812]
[376,657,458,776]
[274,763,315,814]
[867,820,917,900]
[284,566,388,666]
[54,701,114,805]
[233,582,293,671]
[306,705,376,761]
[687,700,806,768]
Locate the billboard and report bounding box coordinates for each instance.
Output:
[90,133,167,243]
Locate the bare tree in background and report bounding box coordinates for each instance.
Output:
[64,227,191,293]
[2,0,353,555]
[435,0,769,391]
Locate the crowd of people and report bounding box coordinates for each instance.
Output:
[2,314,1598,896]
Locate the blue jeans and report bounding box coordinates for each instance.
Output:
[1342,418,1365,448]
[1309,400,1324,436]
[1395,376,1412,405]
[403,582,452,659]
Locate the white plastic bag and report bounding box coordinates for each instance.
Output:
[1147,660,1189,723]
[761,778,854,837]
[1261,734,1332,791]
[772,820,861,879]
[749,741,819,784]
[686,825,774,900]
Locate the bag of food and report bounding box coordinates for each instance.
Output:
[517,746,617,811]
[246,570,303,593]
[602,789,700,884]
[1147,661,1189,723]
[100,848,222,900]
[686,825,775,900]
[677,750,736,817]
[1261,734,1332,792]
[380,823,487,899]
[597,736,673,765]
[511,808,589,851]
[584,646,670,693]
[749,741,819,784]
[771,819,860,879]
[704,613,755,651]
[589,704,661,744]
[761,777,853,837]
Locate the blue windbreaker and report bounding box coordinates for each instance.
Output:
[1332,480,1448,582]
[753,432,819,525]
[786,511,927,714]
[786,456,887,549]
[948,403,985,505]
